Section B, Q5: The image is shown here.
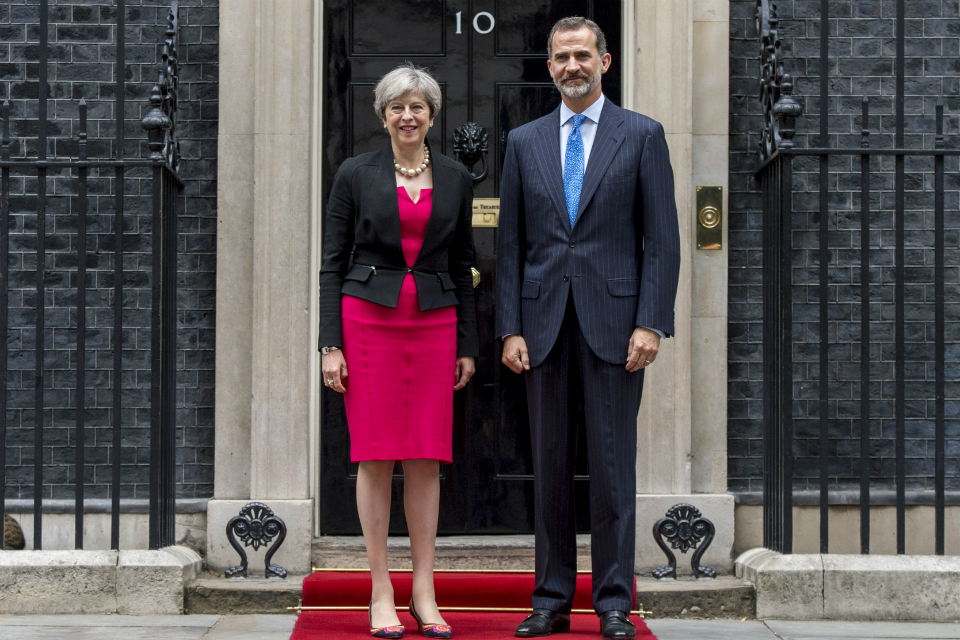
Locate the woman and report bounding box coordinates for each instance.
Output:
[318,64,478,639]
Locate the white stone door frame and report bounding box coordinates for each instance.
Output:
[308,0,324,539]
[304,1,659,538]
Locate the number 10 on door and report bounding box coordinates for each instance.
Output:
[456,11,495,34]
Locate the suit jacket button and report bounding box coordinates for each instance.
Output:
[563,275,569,282]
[569,241,576,248]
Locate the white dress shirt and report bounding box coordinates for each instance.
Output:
[560,93,605,173]
[502,93,664,342]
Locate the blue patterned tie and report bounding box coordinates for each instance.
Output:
[563,114,586,229]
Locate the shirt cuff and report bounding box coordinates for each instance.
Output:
[639,326,665,339]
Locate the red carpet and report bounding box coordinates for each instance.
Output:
[291,571,657,638]
[290,611,655,639]
[303,571,636,610]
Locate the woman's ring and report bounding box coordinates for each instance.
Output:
[326,379,334,385]
[644,360,652,364]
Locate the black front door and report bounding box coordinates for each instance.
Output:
[320,0,622,535]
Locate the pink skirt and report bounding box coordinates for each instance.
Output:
[341,273,457,463]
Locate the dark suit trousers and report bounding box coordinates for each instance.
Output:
[526,295,643,615]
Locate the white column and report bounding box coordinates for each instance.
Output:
[690,0,731,497]
[213,0,256,502]
[208,0,315,574]
[626,0,735,575]
[248,0,313,502]
[631,0,694,496]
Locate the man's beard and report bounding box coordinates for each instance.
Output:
[555,68,601,99]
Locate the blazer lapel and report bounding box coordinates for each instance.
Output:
[376,145,407,265]
[414,138,447,266]
[532,107,571,233]
[574,101,625,225]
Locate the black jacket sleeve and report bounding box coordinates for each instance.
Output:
[318,160,357,350]
[449,166,480,357]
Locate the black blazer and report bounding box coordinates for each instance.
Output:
[319,141,480,358]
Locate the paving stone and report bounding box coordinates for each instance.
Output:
[0,614,220,627]
[767,619,960,639]
[0,615,219,640]
[201,614,297,639]
[0,628,210,640]
[646,619,776,640]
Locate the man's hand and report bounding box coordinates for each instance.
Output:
[501,335,530,374]
[626,327,660,372]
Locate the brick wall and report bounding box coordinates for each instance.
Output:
[729,0,960,494]
[0,0,217,500]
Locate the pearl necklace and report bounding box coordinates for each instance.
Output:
[394,144,430,177]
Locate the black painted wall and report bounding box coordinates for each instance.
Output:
[0,0,217,500]
[729,0,960,495]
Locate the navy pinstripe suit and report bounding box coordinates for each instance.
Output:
[496,98,681,615]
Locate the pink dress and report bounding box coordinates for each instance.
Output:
[341,188,458,463]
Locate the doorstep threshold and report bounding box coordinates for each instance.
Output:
[313,535,592,571]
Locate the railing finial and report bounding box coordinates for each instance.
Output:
[140,1,180,171]
[142,84,172,161]
[757,0,802,162]
[772,74,802,149]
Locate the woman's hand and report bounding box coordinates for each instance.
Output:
[322,350,348,393]
[454,356,475,390]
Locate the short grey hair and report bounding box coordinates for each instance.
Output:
[373,63,442,121]
[547,16,608,59]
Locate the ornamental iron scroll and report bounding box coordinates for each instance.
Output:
[141,2,181,172]
[225,502,288,579]
[756,0,803,164]
[453,122,489,185]
[652,503,717,580]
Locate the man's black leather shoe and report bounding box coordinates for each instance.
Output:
[515,609,571,637]
[599,611,636,639]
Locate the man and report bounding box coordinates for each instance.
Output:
[497,17,681,640]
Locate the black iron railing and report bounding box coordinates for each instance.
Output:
[757,0,958,554]
[0,0,181,550]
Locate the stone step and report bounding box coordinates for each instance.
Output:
[312,534,592,571]
[636,576,755,619]
[186,575,305,615]
[184,573,754,619]
[185,535,756,619]
[186,535,754,618]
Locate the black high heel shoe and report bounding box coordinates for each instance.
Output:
[370,600,404,638]
[409,599,453,639]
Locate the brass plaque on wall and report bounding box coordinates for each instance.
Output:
[472,198,500,227]
[696,186,723,250]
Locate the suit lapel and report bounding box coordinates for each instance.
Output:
[532,107,571,233]
[574,101,625,225]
